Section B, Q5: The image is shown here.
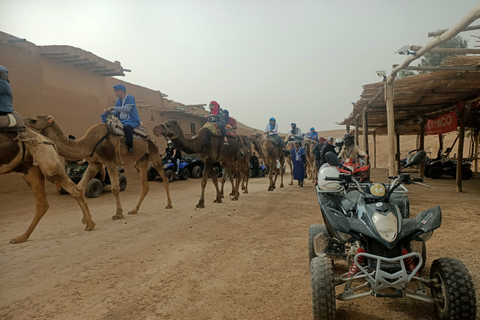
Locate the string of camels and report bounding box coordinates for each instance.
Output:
[1,114,318,243]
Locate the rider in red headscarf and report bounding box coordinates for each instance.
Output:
[208,101,228,145]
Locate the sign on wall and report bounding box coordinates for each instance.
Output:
[426,111,457,135]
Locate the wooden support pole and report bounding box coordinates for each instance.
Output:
[419,118,425,178]
[346,124,350,133]
[396,130,401,175]
[385,81,396,176]
[475,129,479,174]
[354,117,359,146]
[456,107,466,192]
[363,109,370,180]
[373,131,377,169]
[438,134,444,159]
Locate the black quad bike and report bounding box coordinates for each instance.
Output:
[424,156,473,180]
[309,151,477,320]
[58,162,127,198]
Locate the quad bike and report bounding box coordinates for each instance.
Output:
[424,156,473,180]
[308,151,477,320]
[337,157,370,182]
[147,158,189,182]
[58,162,127,198]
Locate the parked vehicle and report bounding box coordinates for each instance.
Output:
[182,154,204,178]
[309,151,477,320]
[424,156,473,180]
[248,162,267,178]
[58,162,127,198]
[337,157,370,182]
[147,158,189,182]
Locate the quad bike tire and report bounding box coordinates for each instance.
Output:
[310,255,336,320]
[451,168,473,180]
[166,170,175,182]
[147,168,157,181]
[119,174,127,191]
[179,168,189,180]
[85,178,103,198]
[308,224,329,263]
[430,257,477,320]
[427,166,442,179]
[410,240,426,272]
[191,165,203,178]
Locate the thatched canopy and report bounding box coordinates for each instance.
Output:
[341,55,480,135]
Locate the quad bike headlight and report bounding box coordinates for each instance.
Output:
[416,230,433,242]
[372,212,398,242]
[336,231,353,242]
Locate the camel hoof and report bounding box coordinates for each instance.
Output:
[128,210,138,215]
[82,220,95,231]
[243,190,248,194]
[165,205,173,209]
[229,192,235,196]
[112,214,124,220]
[280,185,284,188]
[10,236,28,244]
[213,199,223,203]
[289,183,294,185]
[196,203,205,208]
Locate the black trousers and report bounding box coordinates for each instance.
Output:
[123,124,134,147]
[217,122,226,138]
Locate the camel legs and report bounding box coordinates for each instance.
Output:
[77,161,103,191]
[10,166,48,244]
[279,155,285,188]
[267,161,275,191]
[149,152,173,209]
[211,164,223,204]
[219,173,226,198]
[242,168,249,194]
[286,157,293,185]
[231,167,240,200]
[105,163,125,220]
[126,158,150,216]
[196,160,213,208]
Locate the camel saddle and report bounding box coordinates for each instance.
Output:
[0,111,25,132]
[105,115,149,140]
[264,134,284,148]
[202,121,238,138]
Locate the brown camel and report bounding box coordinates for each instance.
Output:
[220,146,251,196]
[1,128,95,243]
[249,133,285,191]
[303,139,318,183]
[284,141,295,185]
[25,115,172,220]
[153,120,243,208]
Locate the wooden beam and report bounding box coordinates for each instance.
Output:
[363,109,370,181]
[410,45,480,54]
[396,65,480,72]
[428,24,480,37]
[419,118,425,178]
[354,117,359,145]
[396,130,401,175]
[373,131,377,169]
[456,106,466,192]
[385,81,396,176]
[475,129,479,173]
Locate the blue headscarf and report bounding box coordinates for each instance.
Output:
[269,117,276,130]
[0,65,8,76]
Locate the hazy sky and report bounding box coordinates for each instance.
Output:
[1,0,479,132]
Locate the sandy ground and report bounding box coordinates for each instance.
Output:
[1,167,479,320]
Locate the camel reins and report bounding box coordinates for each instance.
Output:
[89,128,111,157]
[159,123,178,140]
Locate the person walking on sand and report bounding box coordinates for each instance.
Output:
[290,140,306,187]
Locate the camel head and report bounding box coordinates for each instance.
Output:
[24,114,55,132]
[153,119,181,139]
[249,132,262,143]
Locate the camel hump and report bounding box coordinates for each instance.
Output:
[0,111,25,132]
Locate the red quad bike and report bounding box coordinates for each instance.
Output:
[337,158,370,182]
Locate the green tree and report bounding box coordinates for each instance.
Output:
[397,35,469,78]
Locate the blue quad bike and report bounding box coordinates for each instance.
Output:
[309,151,477,320]
[147,158,189,182]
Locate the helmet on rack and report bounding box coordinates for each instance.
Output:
[317,166,341,191]
[344,133,354,146]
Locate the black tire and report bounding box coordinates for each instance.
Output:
[191,165,203,178]
[462,168,473,180]
[85,178,103,198]
[308,224,328,263]
[166,170,175,182]
[410,240,426,272]
[430,257,477,320]
[119,174,127,191]
[428,166,442,179]
[147,168,157,181]
[310,255,336,320]
[179,168,189,180]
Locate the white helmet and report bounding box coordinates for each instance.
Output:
[318,166,341,191]
[167,140,173,145]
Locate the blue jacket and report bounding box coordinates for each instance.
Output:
[101,94,140,128]
[0,79,13,113]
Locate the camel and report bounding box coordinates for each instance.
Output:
[1,127,95,243]
[220,145,251,196]
[249,133,285,191]
[303,139,318,183]
[153,119,243,208]
[25,115,172,220]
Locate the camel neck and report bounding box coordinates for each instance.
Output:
[44,122,106,161]
[171,128,207,155]
[251,139,268,160]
